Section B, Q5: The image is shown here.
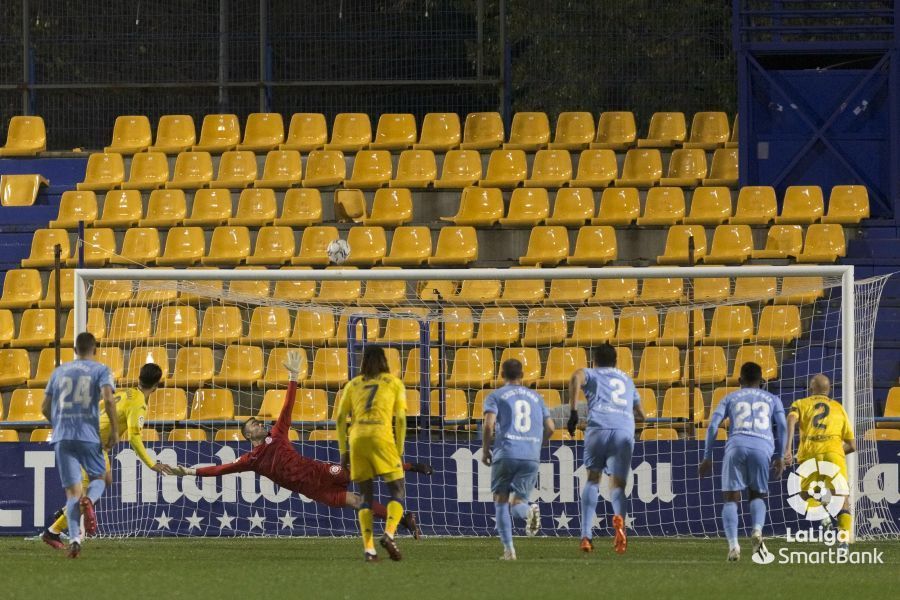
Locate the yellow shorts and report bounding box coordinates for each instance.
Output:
[80,451,111,487]
[798,444,848,495]
[349,437,404,483]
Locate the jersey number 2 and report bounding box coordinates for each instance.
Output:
[733,401,770,431]
[58,376,92,410]
[811,402,830,429]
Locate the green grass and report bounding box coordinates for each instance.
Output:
[1,537,897,600]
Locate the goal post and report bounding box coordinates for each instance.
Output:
[69,265,897,540]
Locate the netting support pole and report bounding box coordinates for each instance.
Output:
[841,265,857,538]
[53,245,61,366]
[72,269,87,337]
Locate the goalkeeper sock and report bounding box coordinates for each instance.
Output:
[50,512,68,535]
[86,478,106,504]
[385,500,404,538]
[65,496,81,544]
[749,498,766,533]
[722,502,739,549]
[837,510,852,537]
[495,502,513,549]
[510,502,529,523]
[358,507,375,554]
[580,481,600,540]
[610,486,626,519]
[371,501,388,520]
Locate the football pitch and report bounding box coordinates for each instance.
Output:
[1,537,897,600]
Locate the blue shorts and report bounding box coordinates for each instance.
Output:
[55,439,106,488]
[721,445,771,493]
[584,428,634,481]
[491,458,539,499]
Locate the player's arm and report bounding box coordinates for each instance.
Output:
[771,401,788,478]
[272,351,302,437]
[102,384,118,450]
[838,404,856,455]
[633,389,646,422]
[566,369,586,435]
[541,400,555,443]
[173,452,252,477]
[335,383,352,468]
[699,401,727,477]
[41,372,55,422]
[125,403,170,474]
[785,408,799,465]
[481,393,497,465]
[393,382,407,456]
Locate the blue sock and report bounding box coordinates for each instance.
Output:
[86,479,106,504]
[749,498,766,532]
[580,481,600,540]
[722,502,739,549]
[495,503,513,549]
[510,503,529,523]
[610,487,626,518]
[66,496,81,543]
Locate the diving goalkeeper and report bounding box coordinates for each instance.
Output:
[170,351,431,537]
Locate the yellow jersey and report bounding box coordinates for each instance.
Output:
[99,387,155,468]
[790,394,854,450]
[335,373,407,454]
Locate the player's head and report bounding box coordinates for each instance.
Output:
[360,345,388,379]
[809,373,831,396]
[500,358,524,384]
[138,363,163,393]
[74,332,97,359]
[241,417,268,443]
[591,343,617,368]
[738,361,764,388]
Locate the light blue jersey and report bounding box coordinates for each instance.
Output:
[45,359,115,445]
[582,368,641,432]
[483,384,549,462]
[704,387,787,460]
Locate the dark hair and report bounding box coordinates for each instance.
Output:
[740,362,763,385]
[241,418,256,440]
[592,343,617,368]
[360,345,389,379]
[501,359,523,382]
[75,332,97,356]
[138,363,163,390]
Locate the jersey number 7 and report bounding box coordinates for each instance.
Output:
[364,384,379,412]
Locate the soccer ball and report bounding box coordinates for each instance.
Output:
[326,239,351,265]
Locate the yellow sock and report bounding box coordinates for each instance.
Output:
[837,512,852,536]
[358,508,375,553]
[50,512,67,534]
[385,500,404,538]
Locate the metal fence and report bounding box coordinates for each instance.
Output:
[0,0,735,150]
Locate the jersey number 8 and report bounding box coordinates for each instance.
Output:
[513,400,532,433]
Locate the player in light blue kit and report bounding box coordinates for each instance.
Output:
[568,343,645,554]
[41,332,118,558]
[699,362,787,562]
[482,359,554,560]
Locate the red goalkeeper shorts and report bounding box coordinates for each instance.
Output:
[299,462,351,508]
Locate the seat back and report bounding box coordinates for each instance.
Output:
[197,114,240,150]
[688,112,730,146]
[372,113,417,149]
[152,115,196,151]
[462,112,504,148]
[595,111,636,146]
[645,112,686,143]
[621,149,663,181]
[507,112,550,147]
[328,113,372,149]
[284,113,328,150]
[552,112,594,147]
[3,115,46,154]
[127,151,169,186]
[417,113,461,149]
[241,112,285,149]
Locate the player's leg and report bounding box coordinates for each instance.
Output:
[579,428,605,551]
[607,431,634,555]
[720,447,746,560]
[79,447,109,536]
[379,475,406,561]
[356,478,379,561]
[54,441,86,557]
[745,448,773,561]
[826,450,852,542]
[491,459,516,559]
[509,459,541,540]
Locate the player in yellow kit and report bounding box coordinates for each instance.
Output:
[41,363,174,549]
[785,373,856,541]
[336,345,408,562]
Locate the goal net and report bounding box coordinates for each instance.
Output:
[71,265,898,540]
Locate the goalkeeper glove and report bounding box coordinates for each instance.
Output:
[567,409,579,437]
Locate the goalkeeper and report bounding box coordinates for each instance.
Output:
[170,351,431,538]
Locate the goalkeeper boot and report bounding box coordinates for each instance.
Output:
[80,497,98,536]
[405,462,434,476]
[613,515,627,554]
[580,537,594,553]
[400,511,421,540]
[67,541,81,559]
[42,530,65,550]
[379,533,402,561]
[727,546,741,562]
[525,504,541,537]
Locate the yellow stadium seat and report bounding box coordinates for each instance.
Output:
[414,112,461,151]
[461,112,504,150]
[379,225,430,266]
[545,273,592,305]
[121,346,169,387]
[0,116,46,156]
[496,270,545,305]
[104,306,150,344]
[615,307,659,345]
[659,387,705,425]
[657,308,705,346]
[280,113,327,152]
[692,277,730,303]
[634,388,658,418]
[270,189,320,227]
[166,151,213,189]
[823,185,869,224]
[325,113,372,152]
[570,148,617,188]
[521,307,566,346]
[369,114,416,150]
[341,226,385,267]
[419,280,458,304]
[793,224,846,263]
[170,347,214,388]
[776,185,824,225]
[442,187,503,227]
[0,430,18,442]
[208,150,257,189]
[121,151,169,190]
[192,114,240,153]
[108,227,160,265]
[167,428,206,442]
[229,188,277,226]
[638,277,684,304]
[0,269,41,309]
[549,112,594,150]
[705,305,754,345]
[244,226,295,266]
[751,225,802,260]
[240,307,290,345]
[60,309,105,346]
[634,346,681,386]
[880,388,900,425]
[0,309,13,346]
[237,113,284,152]
[201,226,251,266]
[378,308,428,344]
[257,348,308,387]
[266,388,329,423]
[591,187,639,226]
[253,150,302,189]
[176,271,224,305]
[66,227,115,267]
[429,389,470,424]
[732,277,777,302]
[494,347,543,386]
[10,309,54,348]
[428,226,478,266]
[402,348,440,388]
[726,114,739,148]
[656,225,707,264]
[701,224,753,264]
[21,228,70,268]
[545,188,594,226]
[774,277,824,305]
[707,387,739,423]
[306,347,349,388]
[525,149,572,188]
[728,345,778,384]
[590,277,638,305]
[208,345,263,386]
[615,149,662,188]
[451,279,501,304]
[566,225,617,266]
[189,388,235,421]
[95,189,142,228]
[289,308,335,345]
[591,111,636,150]
[345,150,392,189]
[688,346,728,385]
[196,306,243,345]
[518,225,567,266]
[359,267,406,306]
[470,308,520,346]
[302,150,346,187]
[433,149,481,189]
[684,112,730,149]
[95,346,124,380]
[388,149,436,189]
[0,174,47,207]
[638,112,686,148]
[333,188,366,222]
[567,306,615,346]
[147,306,197,344]
[183,189,234,228]
[77,153,124,191]
[148,115,195,154]
[447,348,494,387]
[684,186,731,225]
[756,305,801,344]
[211,428,242,442]
[659,148,708,187]
[480,149,527,188]
[289,225,337,267]
[88,279,132,307]
[156,227,206,266]
[702,148,739,187]
[30,429,54,442]
[866,429,900,441]
[500,188,550,227]
[266,267,313,304]
[360,189,412,227]
[50,191,98,229]
[536,347,586,388]
[6,388,45,421]
[0,349,31,387]
[504,112,550,150]
[637,187,685,226]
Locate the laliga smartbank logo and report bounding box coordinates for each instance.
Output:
[787,459,849,520]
